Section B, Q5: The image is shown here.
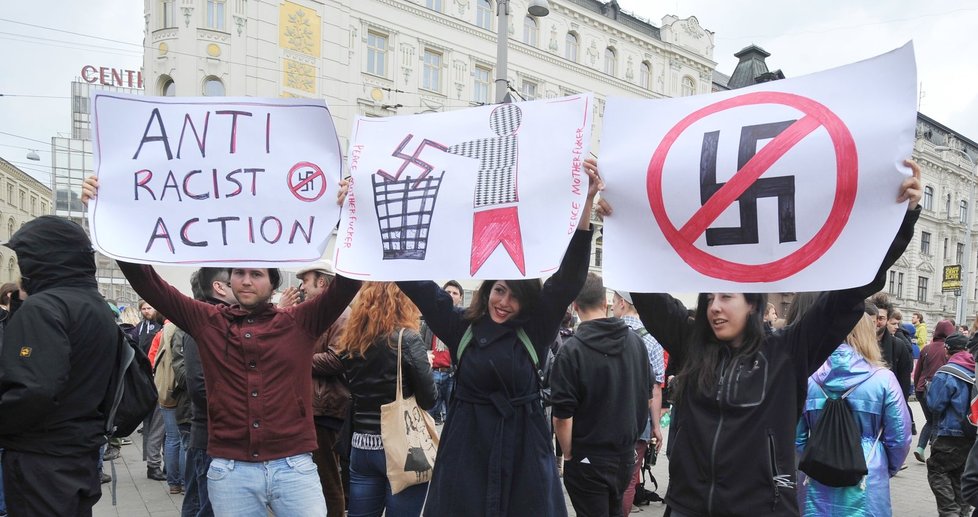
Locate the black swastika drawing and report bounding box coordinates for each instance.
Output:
[699,120,797,247]
[297,170,318,192]
[373,134,447,260]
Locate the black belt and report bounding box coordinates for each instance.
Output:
[433,367,453,373]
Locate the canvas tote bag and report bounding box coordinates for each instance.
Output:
[381,329,440,494]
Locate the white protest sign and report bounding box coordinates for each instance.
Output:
[601,43,917,292]
[335,95,593,280]
[89,93,342,266]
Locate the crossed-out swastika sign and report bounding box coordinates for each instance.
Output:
[600,43,917,292]
[648,91,858,282]
[288,161,327,202]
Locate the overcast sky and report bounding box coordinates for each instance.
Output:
[0,1,975,185]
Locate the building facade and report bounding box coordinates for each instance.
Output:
[897,116,978,330]
[142,0,718,277]
[51,77,144,305]
[0,158,53,284]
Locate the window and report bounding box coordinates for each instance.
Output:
[889,271,906,297]
[5,185,11,205]
[959,242,966,265]
[920,231,931,254]
[961,200,969,224]
[473,66,491,104]
[476,0,492,30]
[521,80,537,101]
[682,76,696,96]
[160,77,176,96]
[425,0,443,11]
[202,77,225,96]
[206,0,226,30]
[422,49,442,92]
[6,219,11,239]
[523,16,538,46]
[30,197,36,216]
[565,32,578,62]
[945,238,950,260]
[162,0,177,28]
[604,47,616,75]
[923,186,934,211]
[946,193,952,217]
[18,191,24,210]
[917,276,929,302]
[366,32,388,76]
[640,61,652,89]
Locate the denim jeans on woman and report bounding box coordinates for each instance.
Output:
[206,453,326,517]
[348,446,427,517]
[161,407,188,488]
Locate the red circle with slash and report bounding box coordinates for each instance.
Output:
[647,91,858,282]
[288,162,327,202]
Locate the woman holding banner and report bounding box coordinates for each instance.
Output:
[604,160,922,516]
[394,158,602,517]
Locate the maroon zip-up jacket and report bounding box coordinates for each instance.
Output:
[118,261,360,461]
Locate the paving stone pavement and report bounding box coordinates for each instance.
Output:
[94,400,940,516]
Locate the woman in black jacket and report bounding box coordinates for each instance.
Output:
[395,159,602,517]
[337,282,437,517]
[615,161,922,516]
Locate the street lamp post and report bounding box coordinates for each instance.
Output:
[494,0,550,103]
[937,146,978,326]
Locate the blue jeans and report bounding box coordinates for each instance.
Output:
[427,371,454,422]
[206,453,326,517]
[182,447,213,517]
[348,447,427,517]
[161,407,189,487]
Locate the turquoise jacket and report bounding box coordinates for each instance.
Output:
[796,344,911,517]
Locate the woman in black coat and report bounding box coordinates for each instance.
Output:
[396,160,601,517]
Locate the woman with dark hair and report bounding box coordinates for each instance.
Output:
[395,159,602,516]
[620,160,922,516]
[337,282,436,517]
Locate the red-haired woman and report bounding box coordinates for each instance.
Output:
[337,282,437,517]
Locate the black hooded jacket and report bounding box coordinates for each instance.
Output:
[549,317,652,458]
[0,216,119,455]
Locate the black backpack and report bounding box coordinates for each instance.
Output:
[104,327,158,439]
[798,372,879,488]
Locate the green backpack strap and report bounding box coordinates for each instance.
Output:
[457,325,474,361]
[457,325,539,369]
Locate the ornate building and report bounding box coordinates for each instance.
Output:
[0,158,52,284]
[142,0,718,284]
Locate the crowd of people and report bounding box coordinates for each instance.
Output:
[1,157,977,517]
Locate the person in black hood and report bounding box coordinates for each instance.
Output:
[550,272,652,517]
[0,216,119,516]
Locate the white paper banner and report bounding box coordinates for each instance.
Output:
[335,95,593,280]
[601,43,917,292]
[89,93,342,266]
